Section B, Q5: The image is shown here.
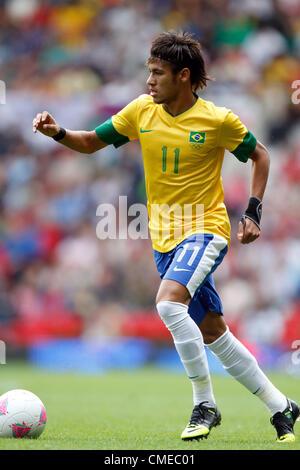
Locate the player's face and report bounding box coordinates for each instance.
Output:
[146,60,182,104]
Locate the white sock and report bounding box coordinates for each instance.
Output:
[255,382,288,415]
[190,376,215,407]
[207,327,287,414]
[157,301,215,406]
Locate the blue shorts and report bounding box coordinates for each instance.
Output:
[154,233,228,324]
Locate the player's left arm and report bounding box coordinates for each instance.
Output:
[237,140,270,244]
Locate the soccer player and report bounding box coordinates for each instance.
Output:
[33,31,299,443]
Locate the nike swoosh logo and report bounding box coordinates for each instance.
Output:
[173,267,191,272]
[186,425,208,433]
[140,128,153,133]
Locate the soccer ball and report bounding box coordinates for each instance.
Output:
[0,389,47,438]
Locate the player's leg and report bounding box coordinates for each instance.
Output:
[156,279,220,440]
[154,233,228,440]
[156,279,215,407]
[200,311,300,442]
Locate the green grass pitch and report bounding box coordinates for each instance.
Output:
[0,362,299,450]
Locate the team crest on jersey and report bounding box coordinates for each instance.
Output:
[189,132,206,149]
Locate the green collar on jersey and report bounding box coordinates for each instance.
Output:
[162,94,199,118]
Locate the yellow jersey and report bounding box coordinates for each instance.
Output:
[95,94,257,252]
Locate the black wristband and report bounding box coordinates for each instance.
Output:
[52,127,66,141]
[241,196,262,230]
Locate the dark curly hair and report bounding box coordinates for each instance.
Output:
[147,31,211,91]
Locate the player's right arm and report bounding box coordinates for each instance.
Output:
[32,111,107,154]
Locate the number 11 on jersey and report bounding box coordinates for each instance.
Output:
[162,146,180,174]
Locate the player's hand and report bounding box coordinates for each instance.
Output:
[237,217,260,244]
[32,111,59,137]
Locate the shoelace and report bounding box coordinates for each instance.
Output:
[189,401,210,426]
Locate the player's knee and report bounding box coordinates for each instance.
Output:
[202,332,217,344]
[156,301,170,323]
[155,286,176,304]
[156,300,188,330]
[156,301,181,325]
[202,327,226,345]
[200,311,227,344]
[156,280,190,305]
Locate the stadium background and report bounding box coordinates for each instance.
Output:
[0,0,300,376]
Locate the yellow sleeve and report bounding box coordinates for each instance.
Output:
[111,98,139,142]
[219,110,257,162]
[95,98,139,148]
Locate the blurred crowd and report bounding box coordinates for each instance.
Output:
[0,0,300,351]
